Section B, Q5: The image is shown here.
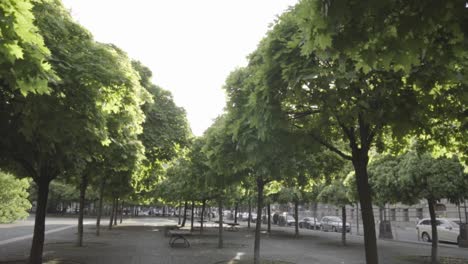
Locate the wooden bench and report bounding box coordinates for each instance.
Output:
[168,230,192,248]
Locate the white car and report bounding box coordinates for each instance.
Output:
[416,218,461,244]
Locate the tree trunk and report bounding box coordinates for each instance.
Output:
[218,198,223,248]
[77,173,89,247]
[248,198,252,229]
[313,202,318,230]
[120,201,124,224]
[254,178,264,264]
[108,198,115,230]
[352,150,378,264]
[181,201,188,227]
[234,202,238,224]
[178,205,182,225]
[190,201,195,232]
[267,203,271,234]
[294,200,299,237]
[28,175,52,264]
[96,178,105,236]
[201,200,206,232]
[428,198,439,264]
[342,206,347,246]
[113,198,118,226]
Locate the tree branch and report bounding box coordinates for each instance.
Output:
[287,109,320,120]
[334,114,358,151]
[309,132,352,160]
[13,156,38,180]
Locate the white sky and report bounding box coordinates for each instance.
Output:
[62,0,298,136]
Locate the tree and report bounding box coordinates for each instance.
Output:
[317,179,354,246]
[370,150,466,264]
[237,2,467,263]
[0,171,31,223]
[132,61,191,195]
[0,1,149,262]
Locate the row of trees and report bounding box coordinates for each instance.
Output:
[0,1,190,263]
[156,1,467,264]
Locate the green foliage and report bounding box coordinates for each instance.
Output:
[0,0,56,95]
[370,150,466,205]
[317,180,352,207]
[0,171,31,223]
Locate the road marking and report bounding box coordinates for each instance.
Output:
[0,221,93,246]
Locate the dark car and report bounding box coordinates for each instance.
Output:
[299,217,321,229]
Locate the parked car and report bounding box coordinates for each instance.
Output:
[299,217,321,230]
[286,215,296,226]
[416,218,461,244]
[320,216,351,232]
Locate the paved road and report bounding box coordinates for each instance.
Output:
[1,216,466,264]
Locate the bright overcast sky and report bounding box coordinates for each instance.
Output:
[62,0,298,136]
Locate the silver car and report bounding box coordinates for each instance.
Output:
[320,216,351,232]
[416,218,461,244]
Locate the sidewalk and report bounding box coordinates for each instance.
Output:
[1,219,467,264]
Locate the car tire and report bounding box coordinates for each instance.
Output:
[421,232,431,242]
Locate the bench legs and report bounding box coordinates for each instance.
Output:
[169,235,190,248]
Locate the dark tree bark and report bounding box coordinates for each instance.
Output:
[178,204,182,225]
[352,147,378,264]
[77,173,89,247]
[294,200,299,237]
[234,202,238,224]
[96,178,105,236]
[218,198,223,248]
[120,201,124,224]
[181,201,188,227]
[201,200,206,232]
[29,172,53,264]
[313,202,318,230]
[248,198,252,229]
[254,178,265,264]
[108,198,115,230]
[113,198,118,226]
[267,203,271,234]
[342,206,347,246]
[190,201,195,232]
[428,198,439,264]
